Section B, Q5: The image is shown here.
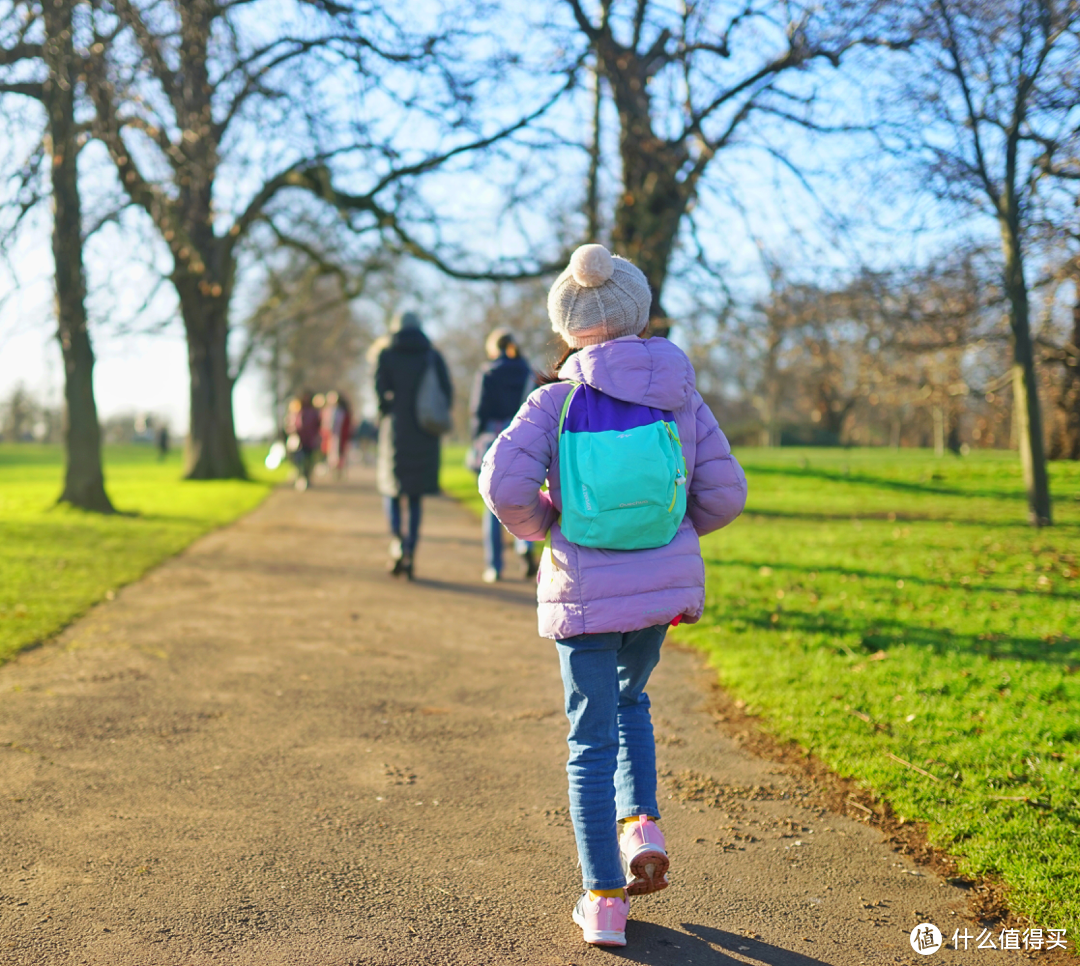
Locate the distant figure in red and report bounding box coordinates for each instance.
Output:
[322,390,352,480]
[287,390,321,490]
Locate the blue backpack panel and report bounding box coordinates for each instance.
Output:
[557,383,686,550]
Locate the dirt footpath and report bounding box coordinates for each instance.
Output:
[0,470,1014,965]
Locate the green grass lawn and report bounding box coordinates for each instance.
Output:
[679,448,1080,935]
[443,443,1080,934]
[442,444,486,516]
[0,443,288,664]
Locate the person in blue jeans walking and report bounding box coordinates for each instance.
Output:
[469,327,536,583]
[480,244,747,947]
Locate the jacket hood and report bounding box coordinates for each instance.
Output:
[485,352,531,374]
[558,336,695,411]
[390,328,430,353]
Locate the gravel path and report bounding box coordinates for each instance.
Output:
[0,470,1005,964]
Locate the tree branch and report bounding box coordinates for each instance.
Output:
[86,55,194,267]
[0,80,43,99]
[110,0,183,118]
[564,0,599,42]
[0,41,43,65]
[934,0,999,206]
[681,47,797,143]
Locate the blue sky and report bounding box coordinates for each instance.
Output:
[0,0,1010,438]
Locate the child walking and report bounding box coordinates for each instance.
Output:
[479,244,747,947]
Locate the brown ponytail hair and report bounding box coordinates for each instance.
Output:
[537,341,580,385]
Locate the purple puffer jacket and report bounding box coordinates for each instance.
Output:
[479,336,747,640]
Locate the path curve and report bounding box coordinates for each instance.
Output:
[1,470,1000,964]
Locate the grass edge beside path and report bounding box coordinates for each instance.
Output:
[0,443,288,665]
[442,443,1080,946]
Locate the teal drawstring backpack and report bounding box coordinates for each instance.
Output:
[557,382,687,550]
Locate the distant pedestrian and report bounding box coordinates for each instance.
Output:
[156,425,169,461]
[479,244,747,948]
[329,392,352,480]
[469,327,536,582]
[320,390,350,479]
[320,391,338,464]
[374,310,453,578]
[287,391,321,491]
[355,418,377,465]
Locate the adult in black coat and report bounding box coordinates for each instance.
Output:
[374,311,453,577]
[469,328,536,582]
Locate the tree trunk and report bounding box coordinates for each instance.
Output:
[932,404,945,457]
[760,326,781,446]
[1047,281,1080,460]
[585,67,602,244]
[596,40,690,326]
[44,0,113,513]
[177,279,246,479]
[1000,224,1052,525]
[611,149,686,322]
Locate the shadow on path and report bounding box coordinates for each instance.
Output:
[410,575,535,606]
[607,922,834,966]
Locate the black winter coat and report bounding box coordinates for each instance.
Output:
[469,352,533,438]
[374,329,453,497]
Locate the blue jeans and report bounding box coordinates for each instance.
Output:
[555,623,667,891]
[294,446,315,483]
[384,495,422,555]
[482,508,530,574]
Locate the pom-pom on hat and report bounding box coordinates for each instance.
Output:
[548,243,651,348]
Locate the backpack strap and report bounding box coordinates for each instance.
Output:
[557,381,582,441]
[544,381,581,573]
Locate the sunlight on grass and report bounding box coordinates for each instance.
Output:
[677,448,1080,934]
[442,444,486,517]
[443,443,1080,934]
[0,443,288,664]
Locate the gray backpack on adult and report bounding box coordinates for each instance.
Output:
[416,349,451,436]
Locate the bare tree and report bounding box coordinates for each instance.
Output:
[0,383,62,441]
[434,278,559,436]
[746,270,885,447]
[243,250,377,432]
[558,0,893,328]
[0,0,113,511]
[886,0,1080,524]
[85,0,564,479]
[1033,128,1080,459]
[709,249,1012,450]
[85,0,350,478]
[1041,255,1080,459]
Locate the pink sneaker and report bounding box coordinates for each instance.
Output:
[619,815,669,896]
[571,892,629,946]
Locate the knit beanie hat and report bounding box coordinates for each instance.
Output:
[547,244,651,348]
